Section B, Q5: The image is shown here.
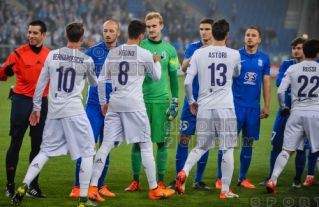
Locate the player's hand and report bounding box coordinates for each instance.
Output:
[153,53,161,62]
[29,110,40,126]
[280,106,290,116]
[260,106,269,119]
[190,102,198,116]
[101,103,108,116]
[166,97,178,121]
[4,62,15,77]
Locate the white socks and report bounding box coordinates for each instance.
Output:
[79,156,93,197]
[23,153,49,186]
[139,142,157,189]
[183,148,207,177]
[270,150,290,183]
[221,148,234,193]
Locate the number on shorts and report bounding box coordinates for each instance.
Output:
[56,66,76,93]
[271,131,276,141]
[180,120,188,131]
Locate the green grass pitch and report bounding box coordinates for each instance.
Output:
[0,76,318,207]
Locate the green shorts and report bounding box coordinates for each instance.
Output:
[145,103,170,143]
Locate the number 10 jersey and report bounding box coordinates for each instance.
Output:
[33,47,97,119]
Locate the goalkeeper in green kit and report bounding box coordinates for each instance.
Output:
[125,12,180,191]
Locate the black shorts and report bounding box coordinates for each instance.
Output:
[9,94,48,137]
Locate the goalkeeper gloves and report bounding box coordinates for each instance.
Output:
[4,62,15,77]
[166,97,178,121]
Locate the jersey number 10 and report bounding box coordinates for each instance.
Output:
[56,67,76,93]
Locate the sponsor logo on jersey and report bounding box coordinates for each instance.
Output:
[244,72,257,85]
[258,59,263,66]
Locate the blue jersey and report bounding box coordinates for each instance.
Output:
[183,40,202,103]
[232,47,271,108]
[85,42,113,105]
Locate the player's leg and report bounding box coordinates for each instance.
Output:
[260,109,288,186]
[216,108,238,199]
[62,114,98,206]
[153,103,170,187]
[303,148,317,186]
[293,146,306,188]
[175,108,212,195]
[122,110,175,199]
[89,112,122,201]
[6,95,33,198]
[27,97,48,197]
[267,111,305,193]
[238,107,260,189]
[12,118,63,205]
[127,104,153,191]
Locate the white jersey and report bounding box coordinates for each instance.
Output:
[278,60,319,111]
[33,47,97,119]
[185,45,241,109]
[98,44,161,112]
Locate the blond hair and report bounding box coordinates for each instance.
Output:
[145,12,163,24]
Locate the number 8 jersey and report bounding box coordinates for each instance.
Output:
[98,44,162,112]
[33,47,97,119]
[278,60,319,111]
[187,45,241,109]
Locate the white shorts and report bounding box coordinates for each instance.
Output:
[40,113,96,160]
[103,111,151,144]
[196,108,238,150]
[283,110,319,153]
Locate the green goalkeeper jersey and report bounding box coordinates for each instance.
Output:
[140,38,179,103]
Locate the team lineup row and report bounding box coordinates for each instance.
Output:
[1,11,319,207]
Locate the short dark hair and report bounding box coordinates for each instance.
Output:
[200,18,214,25]
[303,39,319,58]
[291,37,306,47]
[29,20,47,33]
[128,20,146,39]
[247,26,261,38]
[66,22,84,42]
[212,19,229,41]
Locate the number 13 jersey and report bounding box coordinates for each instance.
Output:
[187,45,241,109]
[33,47,97,119]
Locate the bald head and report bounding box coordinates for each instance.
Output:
[102,20,120,48]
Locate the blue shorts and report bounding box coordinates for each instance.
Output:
[179,100,196,135]
[271,108,310,149]
[235,106,260,141]
[85,103,104,143]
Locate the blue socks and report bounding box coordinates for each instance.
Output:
[239,139,253,181]
[307,150,317,176]
[74,155,110,188]
[217,150,223,179]
[175,142,188,179]
[295,150,306,180]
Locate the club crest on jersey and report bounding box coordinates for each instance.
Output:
[161,51,167,59]
[244,72,257,85]
[258,59,263,66]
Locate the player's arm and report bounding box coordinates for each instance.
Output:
[233,52,242,77]
[261,57,271,119]
[184,54,198,115]
[145,52,161,82]
[181,58,191,72]
[276,61,287,87]
[30,56,50,126]
[86,59,98,87]
[98,58,109,105]
[277,70,291,109]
